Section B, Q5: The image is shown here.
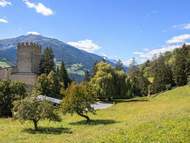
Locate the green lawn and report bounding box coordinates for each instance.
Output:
[0,86,190,143]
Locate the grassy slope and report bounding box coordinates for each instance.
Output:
[0,86,190,143]
[0,60,11,68]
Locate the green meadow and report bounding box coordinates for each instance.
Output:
[0,86,190,143]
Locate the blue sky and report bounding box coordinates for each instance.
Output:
[0,0,190,65]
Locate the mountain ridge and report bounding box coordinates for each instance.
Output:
[0,34,103,70]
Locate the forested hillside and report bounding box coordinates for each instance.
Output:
[136,44,190,94]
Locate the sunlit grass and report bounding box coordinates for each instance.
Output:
[0,86,190,143]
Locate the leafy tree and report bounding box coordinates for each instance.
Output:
[58,61,70,88]
[47,71,61,98]
[34,74,49,96]
[39,47,55,75]
[152,56,174,93]
[13,96,61,130]
[112,70,128,98]
[128,66,150,96]
[125,78,135,98]
[0,80,26,117]
[35,71,62,99]
[60,83,66,98]
[90,61,115,100]
[61,82,96,123]
[91,61,134,100]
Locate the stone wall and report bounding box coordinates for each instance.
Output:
[16,43,41,74]
[17,43,32,73]
[10,73,37,86]
[0,68,12,80]
[0,43,41,86]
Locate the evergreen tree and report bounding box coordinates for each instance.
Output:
[39,48,55,75]
[115,59,125,71]
[92,61,98,76]
[128,68,150,96]
[58,61,70,88]
[152,56,174,93]
[173,48,188,86]
[84,70,91,81]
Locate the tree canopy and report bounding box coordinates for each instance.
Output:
[13,96,61,130]
[0,80,26,117]
[61,82,96,123]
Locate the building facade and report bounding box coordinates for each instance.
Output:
[0,42,41,85]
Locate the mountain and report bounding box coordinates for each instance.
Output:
[0,34,103,70]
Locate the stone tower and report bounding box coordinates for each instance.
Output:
[16,42,41,74]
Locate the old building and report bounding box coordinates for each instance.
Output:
[0,43,41,85]
[16,43,41,73]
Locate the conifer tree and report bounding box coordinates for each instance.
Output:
[115,59,125,71]
[84,70,91,81]
[152,56,174,93]
[173,48,188,86]
[39,48,55,75]
[58,61,70,89]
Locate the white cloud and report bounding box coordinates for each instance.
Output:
[131,34,190,64]
[134,45,179,62]
[173,23,190,30]
[166,34,190,44]
[0,0,11,7]
[122,58,134,66]
[133,51,144,55]
[23,0,54,16]
[27,31,41,35]
[67,39,101,53]
[0,18,8,23]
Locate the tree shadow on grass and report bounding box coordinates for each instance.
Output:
[70,119,118,126]
[114,98,149,103]
[22,127,72,135]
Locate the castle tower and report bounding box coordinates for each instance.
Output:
[16,42,41,74]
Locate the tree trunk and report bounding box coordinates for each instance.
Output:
[33,120,38,131]
[77,112,90,123]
